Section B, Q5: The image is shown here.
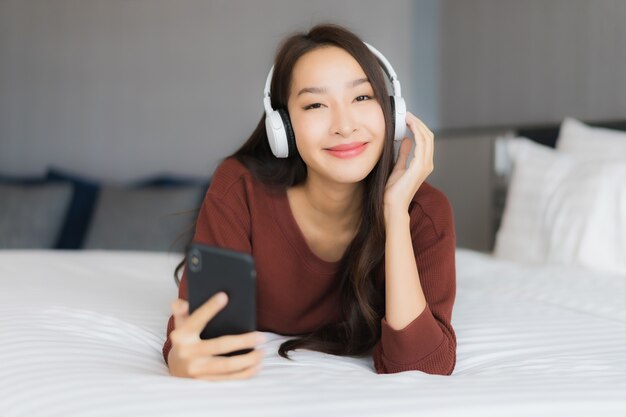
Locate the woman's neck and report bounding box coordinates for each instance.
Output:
[292,175,363,236]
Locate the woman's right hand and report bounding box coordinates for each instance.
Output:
[167,292,267,381]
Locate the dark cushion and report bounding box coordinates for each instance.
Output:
[82,185,205,252]
[4,168,211,251]
[0,182,73,249]
[130,174,210,207]
[45,167,101,250]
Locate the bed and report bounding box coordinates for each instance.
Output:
[1,118,625,417]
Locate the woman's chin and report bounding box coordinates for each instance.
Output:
[323,164,373,184]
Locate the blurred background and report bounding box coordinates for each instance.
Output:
[1,0,625,253]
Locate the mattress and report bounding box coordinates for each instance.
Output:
[0,248,624,417]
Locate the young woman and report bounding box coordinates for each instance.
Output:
[163,23,456,381]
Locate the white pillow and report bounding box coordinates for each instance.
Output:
[556,117,626,162]
[493,137,626,275]
[576,163,626,275]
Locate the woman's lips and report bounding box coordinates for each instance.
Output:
[326,141,368,151]
[325,142,368,159]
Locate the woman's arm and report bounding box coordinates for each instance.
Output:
[373,195,457,375]
[383,211,427,330]
[376,111,455,375]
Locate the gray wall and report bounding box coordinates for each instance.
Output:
[439,0,626,129]
[2,0,625,252]
[0,0,431,182]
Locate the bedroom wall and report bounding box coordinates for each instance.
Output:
[2,0,625,253]
[0,0,430,182]
[439,0,626,129]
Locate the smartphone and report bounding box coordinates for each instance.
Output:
[186,242,257,357]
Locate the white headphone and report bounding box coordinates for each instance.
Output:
[263,41,407,158]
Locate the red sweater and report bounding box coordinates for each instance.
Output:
[163,157,457,375]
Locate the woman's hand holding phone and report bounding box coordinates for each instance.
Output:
[167,292,267,381]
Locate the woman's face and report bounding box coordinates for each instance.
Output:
[287,45,386,185]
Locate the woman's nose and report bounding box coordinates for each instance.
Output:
[330,105,357,137]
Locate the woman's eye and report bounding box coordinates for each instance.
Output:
[303,103,322,110]
[303,95,373,111]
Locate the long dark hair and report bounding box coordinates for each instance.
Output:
[172,23,397,360]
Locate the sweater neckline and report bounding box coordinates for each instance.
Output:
[271,186,342,275]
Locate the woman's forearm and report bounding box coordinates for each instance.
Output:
[383,210,427,330]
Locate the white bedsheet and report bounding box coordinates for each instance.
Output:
[0,248,624,417]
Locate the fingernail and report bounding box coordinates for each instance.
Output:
[217,292,227,303]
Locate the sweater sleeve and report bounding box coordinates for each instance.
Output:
[372,191,457,375]
[162,188,252,366]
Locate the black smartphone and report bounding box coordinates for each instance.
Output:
[186,242,257,357]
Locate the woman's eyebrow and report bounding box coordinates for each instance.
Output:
[297,78,370,97]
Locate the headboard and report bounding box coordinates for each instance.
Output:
[515,120,626,148]
[491,118,626,250]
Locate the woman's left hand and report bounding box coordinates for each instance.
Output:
[383,111,435,219]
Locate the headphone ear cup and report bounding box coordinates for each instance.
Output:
[265,110,287,158]
[390,95,407,141]
[278,108,296,157]
[390,96,396,137]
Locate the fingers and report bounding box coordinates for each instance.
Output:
[407,112,434,137]
[187,347,265,378]
[186,331,266,357]
[412,114,434,166]
[171,298,190,329]
[392,137,412,171]
[405,112,435,170]
[178,292,228,335]
[405,113,424,162]
[409,113,434,158]
[167,293,268,382]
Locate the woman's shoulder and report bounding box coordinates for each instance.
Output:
[409,181,455,241]
[206,157,256,201]
[212,156,251,179]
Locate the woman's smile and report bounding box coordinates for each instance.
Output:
[324,142,368,159]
